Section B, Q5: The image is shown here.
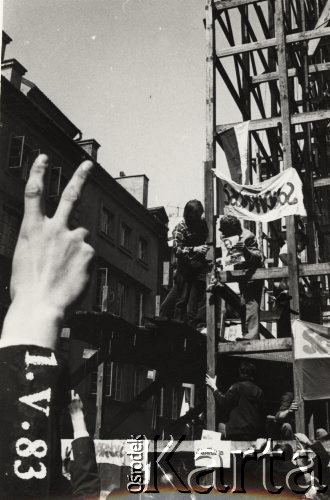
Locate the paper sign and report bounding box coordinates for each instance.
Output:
[194,440,231,468]
[201,429,222,441]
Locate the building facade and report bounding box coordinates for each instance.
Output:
[1,33,171,436]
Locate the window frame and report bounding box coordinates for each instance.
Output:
[96,267,109,311]
[120,222,132,251]
[138,236,148,263]
[135,291,144,326]
[8,135,25,170]
[99,204,115,240]
[7,135,40,180]
[48,166,62,197]
[117,281,128,317]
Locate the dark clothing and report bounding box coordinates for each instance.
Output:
[0,345,67,498]
[234,229,264,339]
[161,218,209,327]
[214,380,264,440]
[239,280,263,340]
[174,274,205,326]
[160,271,184,319]
[0,345,99,499]
[70,437,100,499]
[172,219,209,280]
[276,391,295,439]
[310,440,330,487]
[276,391,294,425]
[233,229,264,273]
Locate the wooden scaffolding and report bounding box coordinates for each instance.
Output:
[205,0,330,434]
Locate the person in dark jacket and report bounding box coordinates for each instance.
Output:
[275,391,298,440]
[219,215,264,339]
[206,361,264,440]
[67,393,100,499]
[161,200,209,328]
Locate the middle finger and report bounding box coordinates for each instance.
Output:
[54,160,93,226]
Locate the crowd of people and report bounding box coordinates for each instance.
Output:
[160,201,264,339]
[0,154,328,499]
[205,361,329,443]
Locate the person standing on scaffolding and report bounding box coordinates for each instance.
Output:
[218,215,264,340]
[161,200,209,328]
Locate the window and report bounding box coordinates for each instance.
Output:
[106,362,123,400]
[133,367,146,397]
[48,166,61,197]
[120,223,131,250]
[100,206,114,238]
[8,136,24,169]
[96,267,108,311]
[159,386,182,420]
[117,282,128,317]
[105,362,113,397]
[162,261,170,286]
[0,205,22,257]
[8,136,40,180]
[90,371,97,395]
[138,237,148,262]
[182,383,195,408]
[135,292,144,326]
[48,166,67,198]
[180,384,195,417]
[90,362,116,397]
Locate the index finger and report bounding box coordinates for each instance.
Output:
[22,154,49,229]
[54,160,93,226]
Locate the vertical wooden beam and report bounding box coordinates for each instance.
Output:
[298,0,318,271]
[94,358,105,439]
[205,0,216,431]
[95,282,109,439]
[275,0,300,313]
[275,0,304,433]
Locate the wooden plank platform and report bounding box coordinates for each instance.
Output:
[216,262,330,283]
[68,312,207,387]
[216,27,330,58]
[251,62,330,85]
[218,337,292,354]
[308,0,330,56]
[214,0,266,11]
[66,438,311,454]
[216,109,330,134]
[314,177,330,188]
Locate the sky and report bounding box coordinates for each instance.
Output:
[3,0,241,216]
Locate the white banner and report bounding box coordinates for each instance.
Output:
[293,320,330,360]
[214,167,306,222]
[234,120,250,185]
[61,438,149,466]
[292,320,330,400]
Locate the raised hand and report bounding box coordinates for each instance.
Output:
[1,154,95,349]
[289,402,299,413]
[194,245,209,255]
[205,373,218,391]
[294,433,312,446]
[68,391,84,415]
[232,240,245,252]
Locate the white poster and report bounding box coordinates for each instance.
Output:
[194,439,231,468]
[214,167,306,222]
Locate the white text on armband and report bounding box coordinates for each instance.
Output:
[13,352,57,481]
